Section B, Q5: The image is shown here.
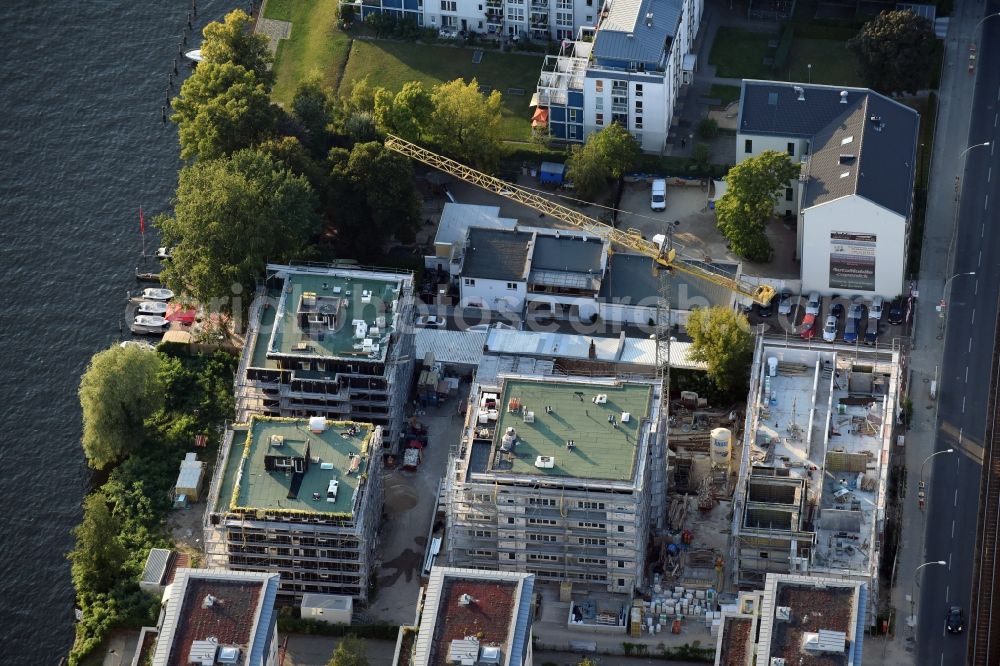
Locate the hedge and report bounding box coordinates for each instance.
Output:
[277,616,401,639]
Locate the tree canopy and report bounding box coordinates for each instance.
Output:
[291,75,337,157]
[327,636,369,666]
[78,345,164,469]
[686,306,754,394]
[68,492,126,596]
[715,150,799,262]
[427,78,504,170]
[200,9,275,87]
[158,148,321,308]
[172,61,277,161]
[848,10,936,96]
[566,123,641,199]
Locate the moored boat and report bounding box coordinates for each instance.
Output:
[142,287,174,301]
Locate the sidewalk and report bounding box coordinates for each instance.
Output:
[879,2,981,663]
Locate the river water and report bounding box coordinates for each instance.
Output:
[0,1,233,660]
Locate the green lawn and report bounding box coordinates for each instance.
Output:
[708,27,776,79]
[784,38,862,87]
[708,84,742,106]
[264,0,351,105]
[339,40,543,140]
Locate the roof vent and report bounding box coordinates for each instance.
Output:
[458,593,476,606]
[480,646,503,664]
[216,646,241,664]
[775,606,792,622]
[869,114,881,123]
[770,660,787,666]
[202,594,217,608]
[645,11,653,26]
[838,154,856,165]
[793,86,805,101]
[627,32,634,38]
[840,90,848,104]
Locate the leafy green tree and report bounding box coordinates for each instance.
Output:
[158,148,321,308]
[686,306,754,394]
[172,61,277,161]
[200,9,275,87]
[427,78,503,169]
[258,136,328,194]
[328,636,368,666]
[291,75,337,155]
[848,10,935,95]
[565,142,610,200]
[715,150,799,262]
[380,81,434,141]
[78,346,164,469]
[587,123,639,179]
[68,492,126,596]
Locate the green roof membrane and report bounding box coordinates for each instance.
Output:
[256,272,403,365]
[225,418,373,515]
[491,379,652,481]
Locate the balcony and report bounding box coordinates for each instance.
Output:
[530,0,549,8]
[485,0,502,6]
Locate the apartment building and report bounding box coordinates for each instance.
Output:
[444,374,664,594]
[237,264,415,443]
[534,0,703,151]
[203,417,384,603]
[729,338,900,625]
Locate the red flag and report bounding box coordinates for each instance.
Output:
[139,206,145,234]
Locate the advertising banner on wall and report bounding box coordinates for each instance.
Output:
[829,231,876,291]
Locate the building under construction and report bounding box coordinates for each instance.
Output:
[729,338,901,625]
[236,263,415,444]
[203,416,384,603]
[444,374,665,594]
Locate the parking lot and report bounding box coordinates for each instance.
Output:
[744,292,910,345]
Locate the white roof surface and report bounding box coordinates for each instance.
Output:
[434,203,517,247]
[485,329,704,370]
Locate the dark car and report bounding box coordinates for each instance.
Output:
[830,303,844,320]
[946,606,965,634]
[758,299,774,317]
[864,327,879,345]
[887,298,905,325]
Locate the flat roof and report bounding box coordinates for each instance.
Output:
[485,378,653,481]
[769,582,857,666]
[221,417,375,515]
[252,267,406,366]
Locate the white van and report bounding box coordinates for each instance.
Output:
[650,179,666,211]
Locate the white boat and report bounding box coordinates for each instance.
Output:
[184,49,203,62]
[142,288,174,301]
[137,301,168,315]
[131,315,169,335]
[156,246,173,260]
[120,340,155,351]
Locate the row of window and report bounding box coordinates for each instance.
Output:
[744,139,800,157]
[462,278,518,290]
[595,81,643,96]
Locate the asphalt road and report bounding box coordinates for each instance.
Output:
[918,6,1000,664]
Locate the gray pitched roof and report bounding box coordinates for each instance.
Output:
[803,93,919,217]
[591,0,681,63]
[462,228,532,281]
[739,81,876,138]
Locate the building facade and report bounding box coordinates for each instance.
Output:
[203,417,384,603]
[535,0,703,151]
[237,264,415,444]
[444,375,664,594]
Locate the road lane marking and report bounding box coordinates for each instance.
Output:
[970,337,974,353]
[960,428,964,445]
[967,366,970,383]
[987,194,990,210]
[963,396,967,413]
[947,585,951,600]
[980,249,983,267]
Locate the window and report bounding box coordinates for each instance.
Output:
[579,537,606,545]
[634,101,642,111]
[618,560,626,568]
[578,501,605,510]
[634,116,642,129]
[579,521,606,529]
[785,187,793,202]
[618,578,626,587]
[635,84,643,97]
[472,493,492,503]
[585,15,592,22]
[506,7,524,21]
[469,514,492,522]
[557,0,572,7]
[568,109,579,122]
[760,552,769,559]
[469,529,493,538]
[595,113,604,125]
[464,278,476,286]
[528,553,561,562]
[508,552,516,559]
[441,0,457,10]
[617,525,625,532]
[744,139,753,154]
[556,11,572,26]
[787,142,795,156]
[472,549,494,557]
[579,557,607,565]
[595,96,603,110]
[506,282,518,290]
[507,516,515,524]
[595,80,603,93]
[529,498,557,506]
[529,533,558,542]
[529,517,558,525]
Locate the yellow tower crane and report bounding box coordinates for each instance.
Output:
[383,133,776,305]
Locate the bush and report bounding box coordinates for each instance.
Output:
[697,117,719,140]
[277,617,400,639]
[692,143,712,167]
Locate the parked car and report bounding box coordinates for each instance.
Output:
[650,178,667,211]
[844,317,859,343]
[805,292,822,316]
[800,313,817,340]
[887,298,905,325]
[777,290,793,316]
[822,315,838,342]
[415,315,446,328]
[869,295,884,320]
[946,606,965,634]
[758,299,774,317]
[830,302,844,320]
[847,302,866,320]
[864,327,879,345]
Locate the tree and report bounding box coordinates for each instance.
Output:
[848,10,935,96]
[200,9,275,88]
[565,124,640,199]
[686,306,754,394]
[587,123,639,179]
[68,492,127,598]
[327,636,368,666]
[158,148,321,308]
[78,346,164,469]
[291,75,337,156]
[172,61,277,161]
[427,78,504,170]
[715,150,799,262]
[380,81,434,141]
